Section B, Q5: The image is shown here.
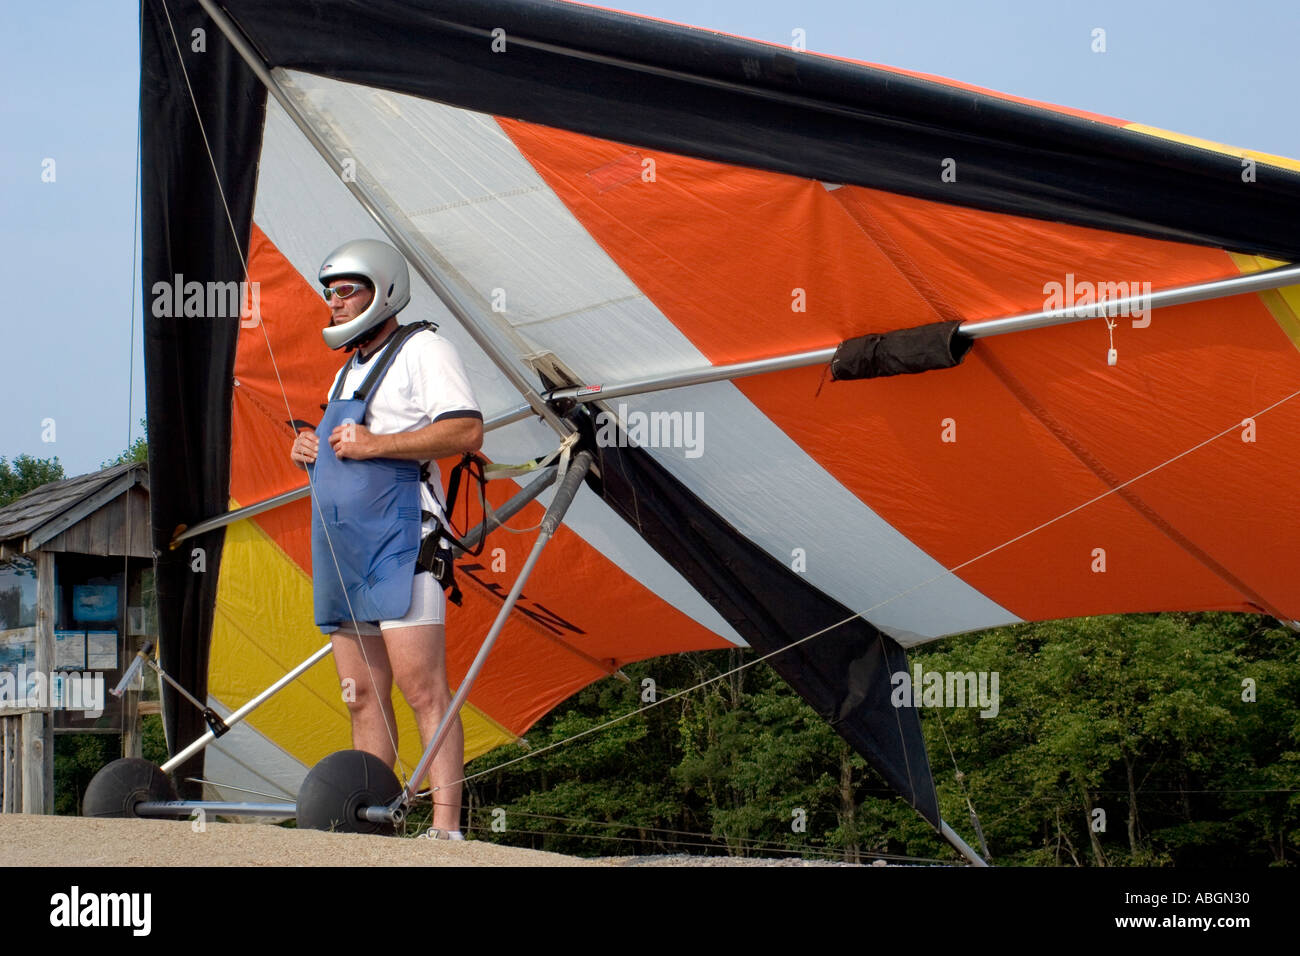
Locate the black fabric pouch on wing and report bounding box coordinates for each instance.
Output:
[830,319,973,380]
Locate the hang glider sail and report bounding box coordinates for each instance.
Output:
[140,0,1300,854]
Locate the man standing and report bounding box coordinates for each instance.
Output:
[290,238,483,838]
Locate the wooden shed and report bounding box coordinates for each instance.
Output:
[0,461,154,813]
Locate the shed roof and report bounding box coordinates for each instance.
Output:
[0,461,148,556]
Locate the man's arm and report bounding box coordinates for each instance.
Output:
[330,414,482,461]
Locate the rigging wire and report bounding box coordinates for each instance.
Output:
[461,824,948,864]
[931,707,990,861]
[184,776,296,802]
[462,823,808,858]
[457,808,953,864]
[121,3,145,725]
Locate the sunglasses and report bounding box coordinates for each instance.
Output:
[322,282,369,301]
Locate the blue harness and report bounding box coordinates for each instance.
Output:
[309,324,429,632]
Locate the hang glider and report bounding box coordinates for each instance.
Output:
[134,0,1300,861]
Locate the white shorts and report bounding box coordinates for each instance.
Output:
[337,570,446,636]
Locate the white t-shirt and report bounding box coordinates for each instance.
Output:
[326,325,481,533]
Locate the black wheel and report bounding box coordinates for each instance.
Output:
[296,749,402,835]
[82,758,178,818]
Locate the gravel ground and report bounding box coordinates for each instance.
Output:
[0,814,873,867]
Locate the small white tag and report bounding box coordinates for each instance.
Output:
[1107,348,1118,366]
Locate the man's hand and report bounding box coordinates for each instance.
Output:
[290,429,319,469]
[329,422,386,460]
[295,417,481,466]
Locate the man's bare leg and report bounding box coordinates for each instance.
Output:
[331,627,399,766]
[383,622,463,833]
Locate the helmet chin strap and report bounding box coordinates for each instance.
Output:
[344,320,392,354]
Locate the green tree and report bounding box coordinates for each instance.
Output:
[101,417,148,468]
[467,650,942,862]
[466,655,713,855]
[0,454,65,506]
[467,612,1300,865]
[912,613,1300,866]
[54,734,120,815]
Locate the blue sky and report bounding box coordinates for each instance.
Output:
[4,0,1297,476]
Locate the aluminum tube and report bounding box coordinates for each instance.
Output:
[160,642,335,773]
[541,263,1300,406]
[484,403,536,430]
[960,262,1300,339]
[173,485,310,545]
[547,348,837,404]
[454,465,558,554]
[358,803,405,825]
[398,451,594,804]
[195,0,570,439]
[939,820,989,867]
[133,800,298,818]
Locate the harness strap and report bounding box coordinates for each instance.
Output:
[416,528,463,606]
[419,453,488,556]
[327,321,432,406]
[446,454,487,556]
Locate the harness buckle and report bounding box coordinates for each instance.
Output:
[416,521,463,606]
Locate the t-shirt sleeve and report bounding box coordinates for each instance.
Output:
[409,333,482,424]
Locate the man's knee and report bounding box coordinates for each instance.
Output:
[340,674,389,715]
[395,674,451,716]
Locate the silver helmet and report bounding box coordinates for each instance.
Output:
[319,239,412,350]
